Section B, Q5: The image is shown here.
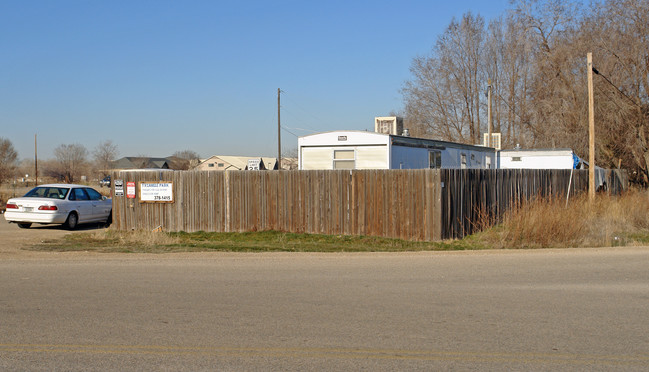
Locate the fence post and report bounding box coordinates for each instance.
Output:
[225,171,230,232]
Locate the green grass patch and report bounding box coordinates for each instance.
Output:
[27,190,649,253]
[28,229,488,253]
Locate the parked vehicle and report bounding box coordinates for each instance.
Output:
[99,175,111,187]
[3,184,112,229]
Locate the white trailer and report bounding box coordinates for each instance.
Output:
[498,148,582,169]
[298,131,495,170]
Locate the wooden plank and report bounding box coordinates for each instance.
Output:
[109,168,627,242]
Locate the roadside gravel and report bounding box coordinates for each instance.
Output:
[0,215,106,258]
[4,212,648,261]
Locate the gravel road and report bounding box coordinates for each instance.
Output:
[3,213,649,370]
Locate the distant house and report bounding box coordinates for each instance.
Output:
[111,157,171,170]
[261,157,279,170]
[195,156,279,171]
[280,157,298,170]
[110,156,196,170]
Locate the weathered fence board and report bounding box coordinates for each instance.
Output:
[439,169,627,239]
[110,169,626,241]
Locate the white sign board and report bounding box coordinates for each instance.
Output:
[127,182,136,199]
[247,159,261,170]
[114,180,124,196]
[139,182,174,203]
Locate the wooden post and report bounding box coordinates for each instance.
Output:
[34,134,38,186]
[487,78,492,148]
[587,53,595,201]
[277,88,282,171]
[225,171,230,232]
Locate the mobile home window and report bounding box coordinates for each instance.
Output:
[461,153,467,169]
[429,151,442,169]
[333,150,355,169]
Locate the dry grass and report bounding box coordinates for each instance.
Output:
[25,187,649,252]
[97,230,181,247]
[479,189,649,249]
[30,229,182,253]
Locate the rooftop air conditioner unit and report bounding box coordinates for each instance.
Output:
[483,133,502,150]
[375,116,403,135]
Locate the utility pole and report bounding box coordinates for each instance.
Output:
[487,78,493,148]
[34,134,38,186]
[587,53,595,201]
[277,88,282,170]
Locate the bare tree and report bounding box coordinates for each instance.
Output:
[171,150,201,170]
[584,0,649,183]
[402,13,486,144]
[511,0,584,150]
[93,140,118,177]
[173,150,200,160]
[401,0,649,182]
[41,159,63,182]
[53,143,88,183]
[16,158,35,181]
[482,13,536,149]
[0,138,18,184]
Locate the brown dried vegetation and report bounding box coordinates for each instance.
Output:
[480,189,649,248]
[403,0,649,184]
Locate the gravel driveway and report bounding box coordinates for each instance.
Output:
[0,215,106,258]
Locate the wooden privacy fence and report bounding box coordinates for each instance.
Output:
[110,168,627,241]
[440,169,627,239]
[110,170,443,241]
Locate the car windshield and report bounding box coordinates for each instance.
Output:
[24,187,70,199]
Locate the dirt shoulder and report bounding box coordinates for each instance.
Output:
[0,214,108,259]
[3,212,649,260]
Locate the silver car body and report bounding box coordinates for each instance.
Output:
[4,184,112,227]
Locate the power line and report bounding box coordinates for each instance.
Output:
[279,91,326,132]
[592,67,641,108]
[282,126,318,133]
[281,126,299,138]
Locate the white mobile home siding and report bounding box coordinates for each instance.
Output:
[300,145,388,170]
[498,149,575,169]
[299,131,390,170]
[355,146,389,169]
[300,147,335,170]
[298,131,495,170]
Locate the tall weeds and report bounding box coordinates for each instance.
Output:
[482,189,649,249]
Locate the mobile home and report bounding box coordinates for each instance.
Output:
[298,131,496,170]
[498,148,582,169]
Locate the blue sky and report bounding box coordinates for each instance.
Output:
[1,0,510,160]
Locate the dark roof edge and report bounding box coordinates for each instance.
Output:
[390,135,495,152]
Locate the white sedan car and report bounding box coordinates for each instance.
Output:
[4,184,112,229]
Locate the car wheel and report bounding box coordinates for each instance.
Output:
[65,212,78,230]
[104,211,112,227]
[17,223,32,229]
